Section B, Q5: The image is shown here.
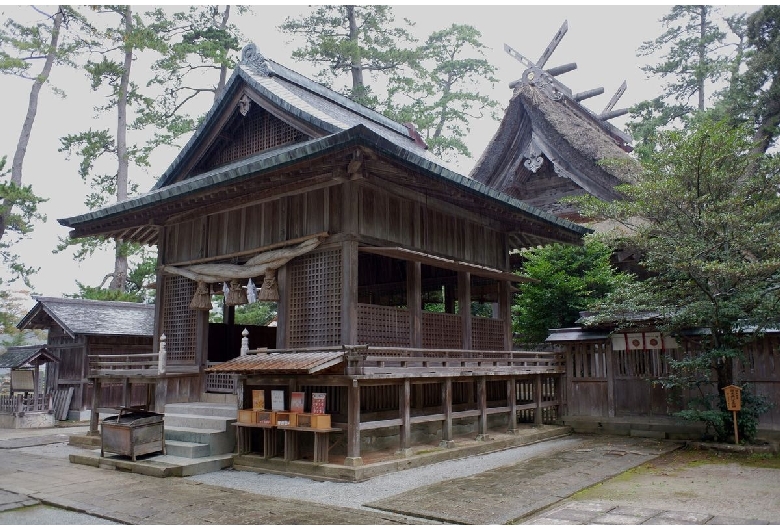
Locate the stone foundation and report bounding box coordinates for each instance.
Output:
[0,411,56,429]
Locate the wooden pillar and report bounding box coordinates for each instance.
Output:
[88,378,101,436]
[398,379,412,456]
[276,266,289,349]
[565,346,574,417]
[345,379,362,466]
[236,377,245,410]
[458,271,472,350]
[122,377,130,408]
[507,377,518,433]
[606,342,616,418]
[534,374,544,426]
[444,283,456,315]
[440,378,454,448]
[33,364,40,411]
[154,378,168,414]
[407,261,422,349]
[341,240,359,345]
[476,376,488,440]
[499,281,513,350]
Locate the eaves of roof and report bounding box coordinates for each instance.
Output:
[59,125,589,240]
[152,56,413,191]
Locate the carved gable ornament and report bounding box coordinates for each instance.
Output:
[241,43,274,77]
[238,92,251,116]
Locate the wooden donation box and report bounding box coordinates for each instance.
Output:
[101,408,165,461]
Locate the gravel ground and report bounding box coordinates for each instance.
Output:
[184,436,582,510]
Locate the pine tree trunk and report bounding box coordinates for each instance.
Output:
[109,5,133,293]
[346,6,365,95]
[697,6,706,111]
[0,7,63,243]
[214,5,231,102]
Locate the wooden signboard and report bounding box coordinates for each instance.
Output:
[271,390,285,411]
[11,369,34,392]
[252,390,265,411]
[723,385,741,411]
[723,385,742,445]
[311,392,326,414]
[290,392,305,413]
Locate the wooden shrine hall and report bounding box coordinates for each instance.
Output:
[59,43,589,465]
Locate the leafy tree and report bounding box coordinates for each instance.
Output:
[385,24,500,161]
[57,6,172,293]
[146,5,248,135]
[0,156,46,285]
[578,118,780,442]
[511,238,633,344]
[629,6,744,160]
[731,6,780,154]
[0,6,92,284]
[280,5,418,108]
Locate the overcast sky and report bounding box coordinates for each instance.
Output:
[0,4,752,306]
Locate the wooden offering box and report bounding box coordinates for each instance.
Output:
[256,411,276,426]
[238,409,258,424]
[296,413,331,429]
[276,412,297,426]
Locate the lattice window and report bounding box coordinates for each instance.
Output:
[570,342,608,379]
[615,349,669,378]
[422,311,461,349]
[288,248,342,347]
[472,316,505,351]
[162,274,197,363]
[357,304,410,347]
[201,106,308,172]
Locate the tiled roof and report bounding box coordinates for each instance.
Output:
[18,297,154,338]
[206,351,344,375]
[0,345,56,368]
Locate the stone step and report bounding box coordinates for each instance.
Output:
[164,426,235,455]
[70,452,233,478]
[164,440,210,459]
[164,402,237,418]
[200,393,237,404]
[163,413,235,431]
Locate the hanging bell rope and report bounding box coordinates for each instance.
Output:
[257,269,279,301]
[162,237,322,310]
[162,237,321,284]
[189,281,212,310]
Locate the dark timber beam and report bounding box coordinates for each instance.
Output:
[440,378,454,448]
[476,376,488,440]
[407,261,422,349]
[508,377,518,433]
[458,271,472,350]
[345,379,362,466]
[398,379,412,456]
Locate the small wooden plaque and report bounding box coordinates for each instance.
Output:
[723,385,742,411]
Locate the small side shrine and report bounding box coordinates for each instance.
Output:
[17,297,154,421]
[0,345,59,428]
[59,43,590,468]
[470,21,641,224]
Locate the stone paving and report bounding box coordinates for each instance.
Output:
[0,425,776,525]
[522,500,773,525]
[366,436,680,524]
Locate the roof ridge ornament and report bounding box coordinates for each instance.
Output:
[241,43,274,77]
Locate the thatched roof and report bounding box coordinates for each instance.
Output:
[18,297,154,338]
[471,76,641,220]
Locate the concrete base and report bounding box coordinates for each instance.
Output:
[395,448,414,458]
[234,425,571,482]
[475,434,493,442]
[69,452,234,478]
[0,412,55,429]
[561,415,708,440]
[68,433,101,448]
[439,440,455,449]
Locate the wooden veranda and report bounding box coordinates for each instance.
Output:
[210,345,565,463]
